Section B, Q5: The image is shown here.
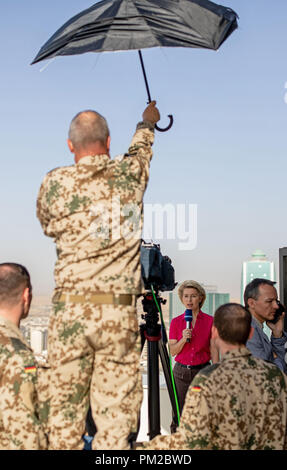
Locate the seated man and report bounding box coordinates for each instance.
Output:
[144,303,287,450]
[0,263,46,450]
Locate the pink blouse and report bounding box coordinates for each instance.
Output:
[169,311,213,366]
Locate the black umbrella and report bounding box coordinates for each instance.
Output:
[32,0,238,131]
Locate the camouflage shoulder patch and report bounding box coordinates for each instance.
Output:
[46,164,72,176]
[46,167,61,176]
[199,362,221,378]
[264,362,285,382]
[46,180,62,205]
[11,337,30,353]
[65,194,91,214]
[190,363,221,389]
[0,331,10,346]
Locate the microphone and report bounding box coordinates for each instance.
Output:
[184,309,193,343]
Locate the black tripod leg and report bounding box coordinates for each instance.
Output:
[140,323,161,440]
[158,339,180,425]
[147,339,161,440]
[140,323,146,352]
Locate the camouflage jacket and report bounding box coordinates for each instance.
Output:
[37,123,154,295]
[145,347,287,450]
[0,317,46,450]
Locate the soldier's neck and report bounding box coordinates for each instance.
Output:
[0,309,21,327]
[219,341,243,357]
[74,145,110,163]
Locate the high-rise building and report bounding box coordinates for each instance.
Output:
[30,329,44,355]
[241,250,275,305]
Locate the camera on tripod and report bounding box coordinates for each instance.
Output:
[139,241,179,440]
[86,241,179,443]
[140,240,176,293]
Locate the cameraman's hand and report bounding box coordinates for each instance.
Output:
[142,101,160,124]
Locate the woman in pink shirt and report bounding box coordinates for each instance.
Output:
[169,280,218,433]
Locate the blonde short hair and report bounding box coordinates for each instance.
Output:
[178,280,206,309]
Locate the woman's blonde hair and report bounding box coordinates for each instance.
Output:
[178,280,206,309]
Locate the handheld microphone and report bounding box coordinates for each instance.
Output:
[184,309,193,343]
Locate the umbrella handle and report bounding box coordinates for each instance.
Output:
[155,115,174,132]
[138,50,174,133]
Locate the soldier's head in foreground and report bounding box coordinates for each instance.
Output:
[0,263,32,325]
[67,110,111,163]
[212,303,253,351]
[244,278,279,324]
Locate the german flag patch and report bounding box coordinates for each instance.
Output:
[191,386,201,393]
[24,365,37,375]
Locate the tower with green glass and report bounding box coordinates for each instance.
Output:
[241,250,275,305]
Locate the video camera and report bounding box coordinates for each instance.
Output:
[140,240,176,292]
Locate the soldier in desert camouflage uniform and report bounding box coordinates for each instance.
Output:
[145,303,287,450]
[0,263,47,450]
[37,102,160,450]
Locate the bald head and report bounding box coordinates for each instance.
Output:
[68,110,110,151]
[0,263,31,307]
[214,303,252,345]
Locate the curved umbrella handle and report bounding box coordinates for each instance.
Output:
[155,115,174,132]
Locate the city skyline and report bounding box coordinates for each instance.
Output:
[1,1,287,300]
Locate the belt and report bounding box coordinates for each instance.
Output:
[56,293,137,306]
[177,362,210,370]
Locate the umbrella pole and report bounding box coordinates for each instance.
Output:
[138,50,152,103]
[138,50,173,132]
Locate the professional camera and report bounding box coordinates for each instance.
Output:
[139,241,178,440]
[140,240,176,292]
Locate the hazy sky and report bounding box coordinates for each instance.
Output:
[1,1,287,299]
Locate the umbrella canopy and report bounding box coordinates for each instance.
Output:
[32,0,238,63]
[32,0,238,131]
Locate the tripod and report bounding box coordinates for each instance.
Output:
[140,289,179,440]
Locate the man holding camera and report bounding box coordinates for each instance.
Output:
[37,102,160,450]
[244,278,287,373]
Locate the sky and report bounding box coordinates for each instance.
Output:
[1,0,287,300]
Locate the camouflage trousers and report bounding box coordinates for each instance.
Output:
[47,301,143,450]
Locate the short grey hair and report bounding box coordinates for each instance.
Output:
[68,110,110,149]
[178,280,206,308]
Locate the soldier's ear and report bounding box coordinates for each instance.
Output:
[211,325,219,340]
[22,286,32,304]
[106,135,111,152]
[67,139,75,153]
